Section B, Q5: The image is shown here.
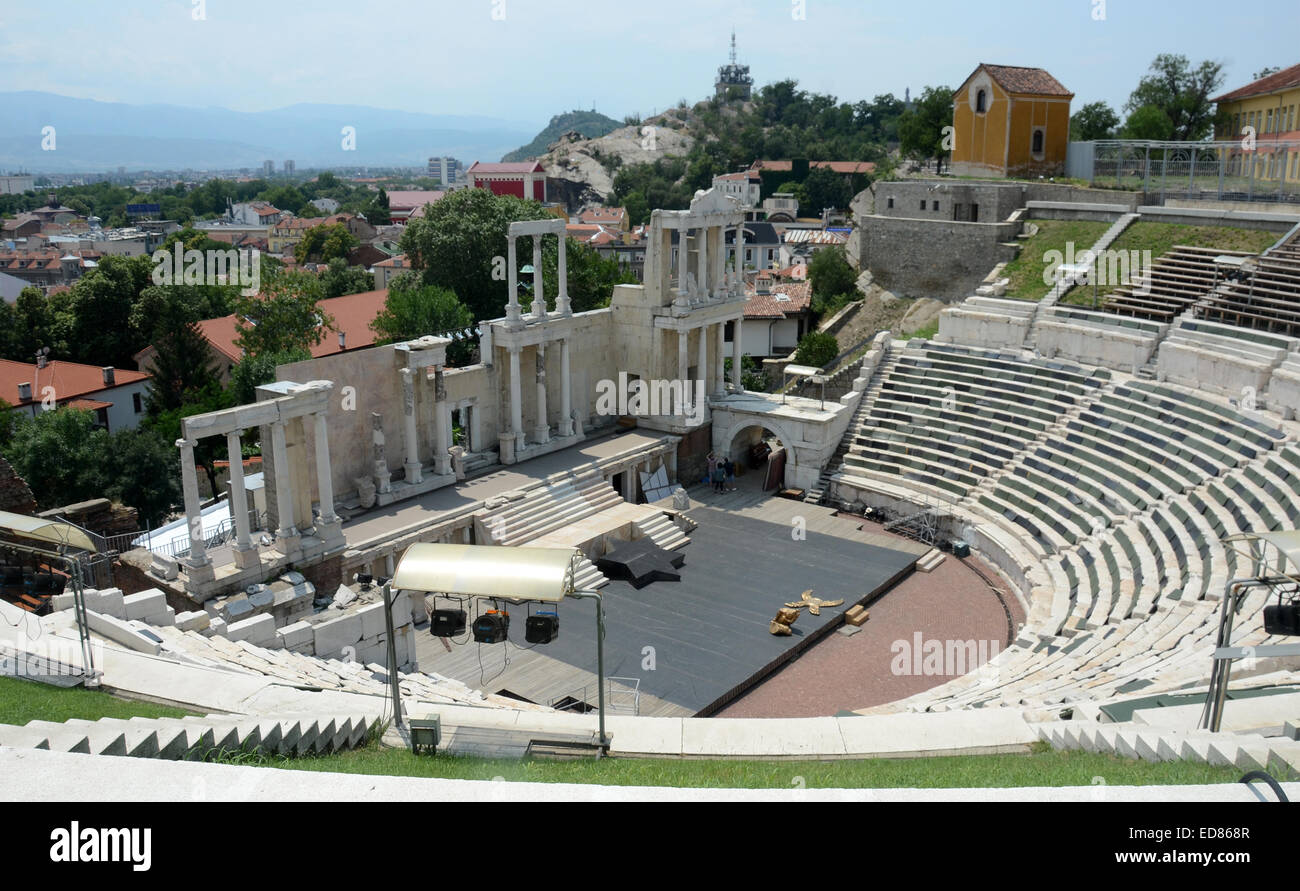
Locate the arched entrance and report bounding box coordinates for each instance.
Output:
[719,421,796,492]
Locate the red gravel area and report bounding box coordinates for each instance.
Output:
[717,523,1027,718]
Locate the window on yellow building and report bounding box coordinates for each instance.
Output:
[1031,128,1045,156]
[976,89,987,114]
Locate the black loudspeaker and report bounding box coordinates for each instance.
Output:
[525,612,559,644]
[430,609,466,637]
[1263,604,1300,637]
[472,610,509,644]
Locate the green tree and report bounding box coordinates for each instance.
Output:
[1123,104,1176,140]
[802,165,852,214]
[319,257,374,299]
[370,273,474,364]
[232,269,332,358]
[102,426,182,527]
[1070,101,1120,141]
[1125,54,1225,141]
[898,86,955,171]
[229,349,311,407]
[143,382,233,499]
[398,188,553,321]
[294,222,359,265]
[794,330,839,368]
[132,286,220,415]
[63,254,154,367]
[807,246,857,302]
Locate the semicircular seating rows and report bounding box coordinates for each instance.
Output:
[835,338,1300,715]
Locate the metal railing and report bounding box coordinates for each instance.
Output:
[1070,139,1300,204]
[550,676,641,716]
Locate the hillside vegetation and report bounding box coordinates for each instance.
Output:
[502,109,623,162]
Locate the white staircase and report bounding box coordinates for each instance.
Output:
[1034,720,1300,778]
[632,512,690,551]
[0,711,380,760]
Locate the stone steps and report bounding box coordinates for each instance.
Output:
[632,513,690,551]
[0,712,379,761]
[1033,719,1300,778]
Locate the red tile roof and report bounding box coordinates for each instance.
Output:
[579,207,627,224]
[749,160,877,175]
[195,288,390,363]
[1214,62,1300,103]
[744,280,812,319]
[0,359,147,408]
[976,64,1073,97]
[468,161,544,174]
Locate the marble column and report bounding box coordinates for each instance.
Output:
[531,234,546,317]
[312,411,337,525]
[371,412,391,494]
[698,226,709,300]
[731,315,744,393]
[506,236,521,323]
[557,235,571,315]
[533,344,549,443]
[558,338,573,436]
[508,346,523,439]
[695,324,708,409]
[677,328,689,391]
[400,367,422,484]
[269,422,298,547]
[433,367,451,475]
[226,431,258,569]
[177,438,209,568]
[714,322,727,396]
[676,229,690,307]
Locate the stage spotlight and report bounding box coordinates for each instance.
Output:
[1263,603,1300,637]
[430,608,466,637]
[525,611,559,644]
[473,609,510,643]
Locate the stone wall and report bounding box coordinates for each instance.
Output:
[860,216,1021,300]
[37,498,138,538]
[0,456,35,514]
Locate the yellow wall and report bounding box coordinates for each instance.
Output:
[952,70,1070,178]
[1216,88,1300,183]
[952,78,1010,176]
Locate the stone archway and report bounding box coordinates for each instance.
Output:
[715,416,802,490]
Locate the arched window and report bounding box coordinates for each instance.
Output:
[975,89,987,113]
[1032,128,1045,155]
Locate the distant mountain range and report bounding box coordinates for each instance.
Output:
[0,92,544,173]
[501,109,624,162]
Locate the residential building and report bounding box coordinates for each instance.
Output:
[950,63,1073,178]
[0,175,35,195]
[0,358,149,432]
[387,190,445,224]
[133,288,391,383]
[427,156,463,185]
[723,222,782,273]
[711,171,762,209]
[466,161,546,201]
[1212,63,1300,186]
[0,248,100,290]
[740,275,813,358]
[578,206,629,231]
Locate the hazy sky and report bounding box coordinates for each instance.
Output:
[2,0,1295,124]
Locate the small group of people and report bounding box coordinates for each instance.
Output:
[706,451,736,493]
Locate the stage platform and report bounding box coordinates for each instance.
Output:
[413,489,921,716]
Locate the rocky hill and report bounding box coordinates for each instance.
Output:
[532,112,696,210]
[501,109,623,162]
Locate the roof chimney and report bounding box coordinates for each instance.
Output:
[17,382,31,402]
[337,330,346,350]
[101,366,115,386]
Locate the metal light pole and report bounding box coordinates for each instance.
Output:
[382,582,404,730]
[568,589,608,751]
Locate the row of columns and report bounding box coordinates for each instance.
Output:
[398,364,455,486]
[670,316,746,403]
[504,337,575,446]
[506,231,570,324]
[674,225,742,307]
[178,407,338,573]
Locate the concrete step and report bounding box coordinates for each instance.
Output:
[25,719,123,756]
